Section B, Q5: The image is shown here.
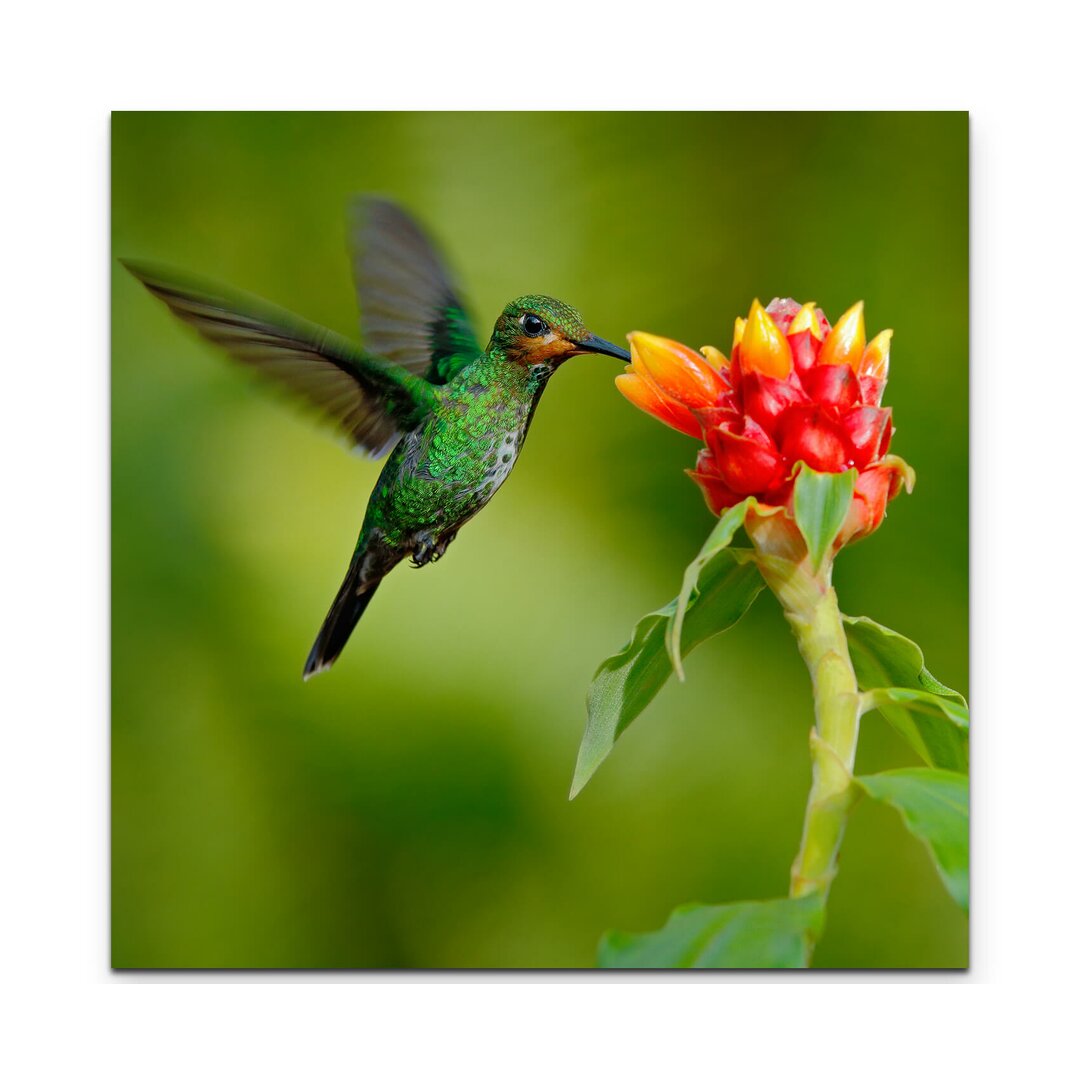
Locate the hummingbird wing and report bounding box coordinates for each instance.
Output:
[122,260,437,457]
[349,197,483,385]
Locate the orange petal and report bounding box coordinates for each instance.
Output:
[788,301,823,341]
[860,329,893,378]
[615,372,702,438]
[628,331,725,408]
[739,299,793,379]
[615,370,658,413]
[818,301,866,367]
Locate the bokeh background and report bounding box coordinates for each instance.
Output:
[112,112,968,969]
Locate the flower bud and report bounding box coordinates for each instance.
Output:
[617,298,910,556]
[860,329,892,379]
[629,331,726,408]
[700,345,729,370]
[732,317,746,351]
[739,299,793,379]
[615,371,702,438]
[818,301,865,368]
[788,302,824,341]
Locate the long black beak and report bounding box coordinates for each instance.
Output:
[573,333,630,361]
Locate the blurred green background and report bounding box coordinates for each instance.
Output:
[112,112,968,969]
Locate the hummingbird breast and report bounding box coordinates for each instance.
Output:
[360,359,546,554]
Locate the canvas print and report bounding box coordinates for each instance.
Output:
[112,112,968,969]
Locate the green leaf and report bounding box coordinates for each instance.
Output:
[861,687,969,773]
[792,463,856,572]
[843,614,969,771]
[599,894,825,969]
[666,498,754,679]
[856,768,969,913]
[571,549,763,799]
[843,615,966,705]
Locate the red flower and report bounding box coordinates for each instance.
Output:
[616,298,913,554]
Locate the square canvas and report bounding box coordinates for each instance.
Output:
[111,111,968,969]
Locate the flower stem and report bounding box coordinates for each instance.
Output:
[757,555,861,952]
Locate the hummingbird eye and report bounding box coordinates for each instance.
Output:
[521,313,548,338]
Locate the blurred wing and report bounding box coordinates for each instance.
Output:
[350,196,483,385]
[123,260,437,457]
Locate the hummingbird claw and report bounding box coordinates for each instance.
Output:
[411,529,458,568]
[412,533,438,567]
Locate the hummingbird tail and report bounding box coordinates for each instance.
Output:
[302,557,384,680]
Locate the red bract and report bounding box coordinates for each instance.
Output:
[617,298,913,553]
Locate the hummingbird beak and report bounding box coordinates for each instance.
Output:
[572,333,631,361]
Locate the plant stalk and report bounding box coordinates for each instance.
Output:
[758,555,861,943]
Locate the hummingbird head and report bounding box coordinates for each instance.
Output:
[489,295,630,370]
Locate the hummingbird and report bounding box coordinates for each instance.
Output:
[123,197,629,678]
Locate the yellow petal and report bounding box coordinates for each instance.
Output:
[738,299,793,379]
[732,317,746,351]
[818,301,866,367]
[788,301,823,341]
[860,329,893,378]
[700,345,729,369]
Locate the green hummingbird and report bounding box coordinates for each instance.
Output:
[123,197,629,678]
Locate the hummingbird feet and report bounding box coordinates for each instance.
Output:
[411,530,458,568]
